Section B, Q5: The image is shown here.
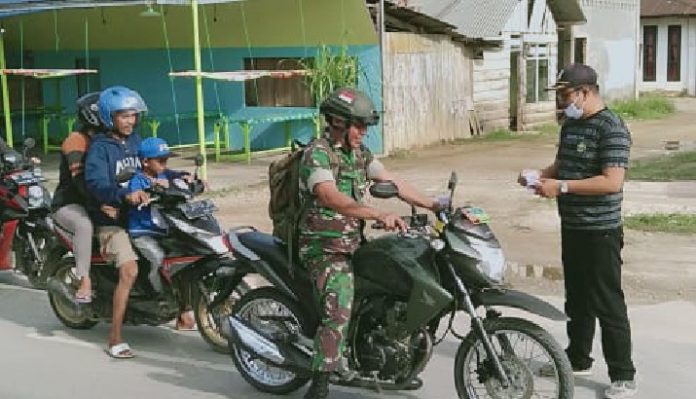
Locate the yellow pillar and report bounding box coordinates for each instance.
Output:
[192,0,207,179]
[0,29,13,147]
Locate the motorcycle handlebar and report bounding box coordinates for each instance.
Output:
[371,213,430,230]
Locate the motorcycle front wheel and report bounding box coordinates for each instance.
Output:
[454,317,573,399]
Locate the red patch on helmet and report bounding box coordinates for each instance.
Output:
[337,91,355,105]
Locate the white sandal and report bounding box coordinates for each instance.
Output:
[105,342,135,359]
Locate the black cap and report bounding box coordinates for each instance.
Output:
[548,63,598,90]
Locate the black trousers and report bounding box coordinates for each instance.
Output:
[561,227,636,382]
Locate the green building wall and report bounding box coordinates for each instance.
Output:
[1,0,384,153]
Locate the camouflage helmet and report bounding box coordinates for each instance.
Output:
[319,87,379,127]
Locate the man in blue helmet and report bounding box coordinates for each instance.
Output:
[85,86,149,359]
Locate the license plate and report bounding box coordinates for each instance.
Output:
[462,207,490,224]
[178,199,218,219]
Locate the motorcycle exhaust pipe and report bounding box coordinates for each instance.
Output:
[226,316,312,374]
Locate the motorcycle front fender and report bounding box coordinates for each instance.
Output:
[473,289,567,321]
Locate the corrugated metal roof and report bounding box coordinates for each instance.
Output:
[407,0,519,39]
[367,0,464,39]
[403,0,584,39]
[642,0,696,17]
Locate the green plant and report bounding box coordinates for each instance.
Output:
[625,213,696,234]
[611,94,675,120]
[628,150,696,181]
[303,45,358,106]
[535,123,560,136]
[147,119,161,138]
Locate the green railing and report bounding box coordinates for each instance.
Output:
[18,108,321,162]
[219,112,321,163]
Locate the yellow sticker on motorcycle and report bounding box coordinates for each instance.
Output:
[434,220,445,233]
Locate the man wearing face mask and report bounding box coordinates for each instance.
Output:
[517,64,637,399]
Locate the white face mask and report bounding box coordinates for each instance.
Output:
[563,91,585,119]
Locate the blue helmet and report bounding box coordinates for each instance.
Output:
[138,137,171,159]
[98,86,148,130]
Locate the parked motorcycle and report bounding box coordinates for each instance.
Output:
[44,156,241,352]
[223,172,574,398]
[0,137,53,288]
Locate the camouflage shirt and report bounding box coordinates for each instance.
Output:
[298,136,383,254]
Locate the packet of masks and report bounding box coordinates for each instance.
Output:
[522,169,540,191]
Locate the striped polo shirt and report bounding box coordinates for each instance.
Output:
[555,108,632,231]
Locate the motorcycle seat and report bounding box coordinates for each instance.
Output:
[52,218,109,264]
[237,231,291,270]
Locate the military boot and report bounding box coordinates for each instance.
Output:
[304,371,330,399]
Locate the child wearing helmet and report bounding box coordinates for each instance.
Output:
[52,91,102,303]
[128,137,196,331]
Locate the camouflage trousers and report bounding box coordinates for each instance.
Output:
[301,250,354,373]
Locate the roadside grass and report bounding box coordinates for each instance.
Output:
[628,151,696,181]
[469,123,559,143]
[625,213,696,234]
[611,94,675,120]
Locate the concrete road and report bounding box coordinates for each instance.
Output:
[1,273,695,399]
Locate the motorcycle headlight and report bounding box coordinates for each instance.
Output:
[27,185,45,208]
[3,153,17,165]
[469,239,506,283]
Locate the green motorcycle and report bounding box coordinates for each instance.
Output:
[224,172,573,399]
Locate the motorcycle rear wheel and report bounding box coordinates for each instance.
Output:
[229,287,311,395]
[454,317,573,399]
[194,277,250,354]
[47,258,98,330]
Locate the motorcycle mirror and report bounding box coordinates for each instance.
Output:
[369,181,399,199]
[194,154,204,167]
[447,171,458,191]
[116,167,136,184]
[23,137,36,149]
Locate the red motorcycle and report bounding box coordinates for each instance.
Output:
[0,138,53,288]
[45,158,246,354]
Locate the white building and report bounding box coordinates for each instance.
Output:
[566,0,641,101]
[407,0,585,131]
[640,0,696,95]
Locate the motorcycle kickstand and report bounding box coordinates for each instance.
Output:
[371,371,383,394]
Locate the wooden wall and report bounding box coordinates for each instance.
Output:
[523,101,556,127]
[382,33,474,154]
[473,44,512,132]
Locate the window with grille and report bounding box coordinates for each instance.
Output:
[525,44,550,103]
[4,52,43,111]
[244,58,313,107]
[667,25,681,82]
[642,25,657,82]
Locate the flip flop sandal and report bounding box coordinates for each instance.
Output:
[175,323,198,332]
[105,343,135,359]
[75,292,92,304]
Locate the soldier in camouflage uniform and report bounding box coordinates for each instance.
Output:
[299,88,446,399]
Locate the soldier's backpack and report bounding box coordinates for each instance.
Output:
[267,138,339,269]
